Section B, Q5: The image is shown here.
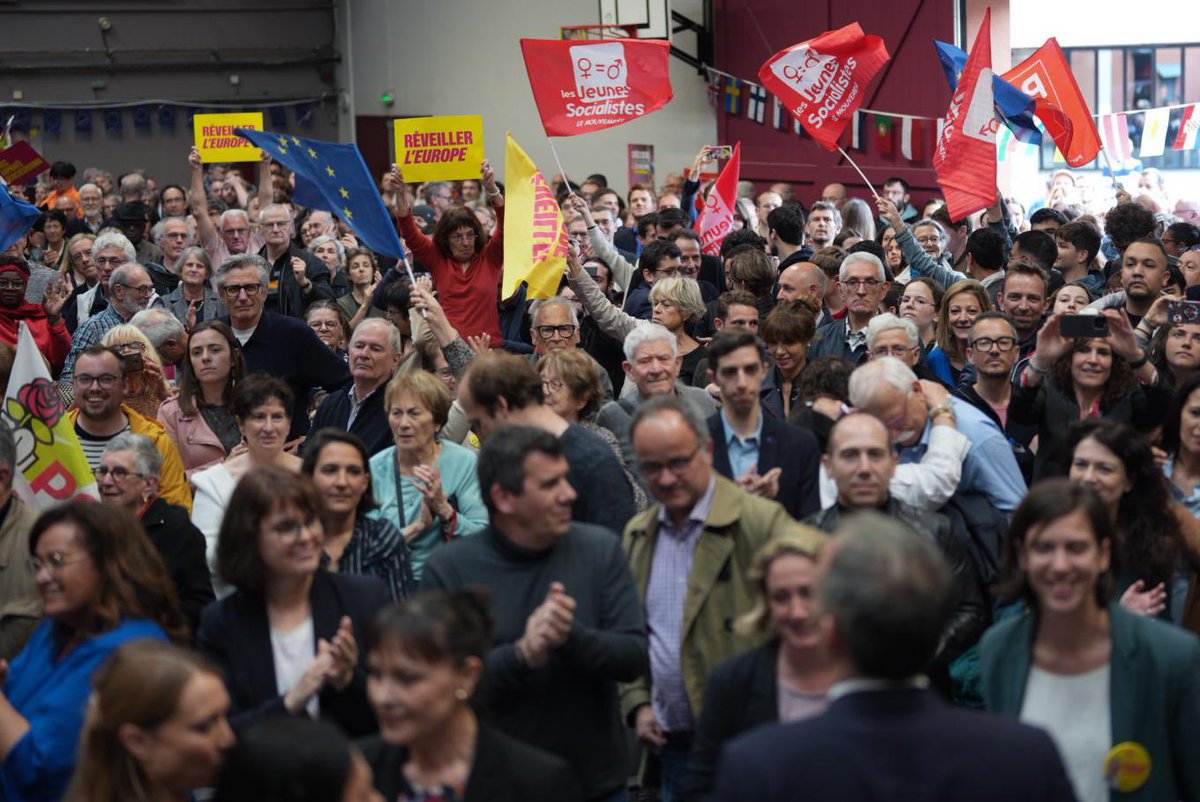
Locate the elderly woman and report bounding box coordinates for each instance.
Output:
[159,320,246,477]
[191,374,301,593]
[0,502,186,802]
[101,324,172,420]
[61,233,97,294]
[928,279,991,386]
[164,246,226,329]
[309,235,349,299]
[196,468,388,736]
[301,429,414,602]
[538,349,649,511]
[762,298,820,418]
[67,641,235,802]
[32,210,68,271]
[384,161,504,341]
[361,592,583,802]
[0,258,69,372]
[337,247,385,330]
[368,371,486,581]
[685,529,836,799]
[306,300,351,362]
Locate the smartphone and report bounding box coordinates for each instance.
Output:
[706,145,734,160]
[584,266,599,279]
[120,352,144,373]
[1168,300,1200,325]
[1060,314,1110,339]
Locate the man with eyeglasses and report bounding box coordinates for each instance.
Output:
[622,395,816,800]
[622,240,683,321]
[257,203,333,318]
[0,423,41,659]
[865,314,923,370]
[300,209,338,248]
[65,345,192,511]
[808,252,889,363]
[96,433,213,630]
[189,146,271,266]
[215,253,349,440]
[77,183,106,234]
[955,312,1036,483]
[424,181,454,221]
[59,262,157,395]
[311,318,405,457]
[62,231,135,333]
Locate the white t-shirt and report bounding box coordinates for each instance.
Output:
[271,616,319,718]
[1020,664,1111,802]
[232,325,257,346]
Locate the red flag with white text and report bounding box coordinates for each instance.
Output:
[933,10,997,220]
[697,144,741,256]
[757,23,890,151]
[520,39,673,137]
[1003,39,1101,168]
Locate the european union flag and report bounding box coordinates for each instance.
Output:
[236,128,406,261]
[935,40,1041,144]
[0,186,42,254]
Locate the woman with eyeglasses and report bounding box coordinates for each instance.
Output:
[898,277,942,349]
[0,258,70,373]
[196,467,388,736]
[61,233,96,294]
[0,501,186,802]
[163,246,226,330]
[383,161,505,343]
[306,300,351,363]
[309,235,349,299]
[928,280,992,387]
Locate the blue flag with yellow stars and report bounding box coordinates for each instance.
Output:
[0,185,41,254]
[235,128,406,261]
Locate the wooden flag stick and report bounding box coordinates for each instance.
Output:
[837,146,882,203]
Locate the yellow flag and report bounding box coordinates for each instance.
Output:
[503,133,568,300]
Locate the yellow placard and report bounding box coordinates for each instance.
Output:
[392,115,485,182]
[193,112,265,163]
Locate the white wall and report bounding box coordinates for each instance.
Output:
[348,0,716,194]
[1010,0,1200,48]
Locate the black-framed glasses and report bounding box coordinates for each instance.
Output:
[871,345,918,359]
[842,278,882,291]
[118,282,154,296]
[969,336,1017,352]
[534,325,576,339]
[639,447,701,478]
[94,256,125,267]
[75,373,120,388]
[95,465,144,481]
[27,551,88,575]
[222,283,262,298]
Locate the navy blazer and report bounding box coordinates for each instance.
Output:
[707,412,821,520]
[805,318,867,364]
[712,687,1075,802]
[196,570,388,737]
[311,382,392,457]
[359,723,584,802]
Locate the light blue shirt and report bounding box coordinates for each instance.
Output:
[898,397,1026,513]
[719,409,763,480]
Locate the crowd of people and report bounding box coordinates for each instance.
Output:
[0,141,1198,802]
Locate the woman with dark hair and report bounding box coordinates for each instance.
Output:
[1148,319,1200,388]
[1165,372,1200,524]
[159,320,246,476]
[32,210,68,270]
[66,641,234,802]
[384,161,505,342]
[761,297,820,418]
[0,258,70,373]
[1062,419,1200,630]
[878,225,907,280]
[898,276,942,348]
[215,717,381,802]
[196,467,388,736]
[338,247,385,330]
[1011,310,1171,479]
[684,530,835,799]
[361,591,583,802]
[301,428,414,602]
[0,502,186,802]
[980,479,1200,802]
[163,246,226,329]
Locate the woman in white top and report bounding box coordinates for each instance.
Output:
[191,373,301,594]
[980,478,1200,802]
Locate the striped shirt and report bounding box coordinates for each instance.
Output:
[74,420,130,473]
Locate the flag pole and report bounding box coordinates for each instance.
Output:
[401,258,428,318]
[546,137,576,197]
[837,146,883,203]
[1098,147,1123,190]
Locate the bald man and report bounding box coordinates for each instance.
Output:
[776,262,829,325]
[820,183,847,208]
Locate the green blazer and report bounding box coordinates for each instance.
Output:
[979,603,1200,802]
[619,474,824,724]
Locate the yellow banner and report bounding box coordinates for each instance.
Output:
[194,112,265,163]
[393,115,485,182]
[502,133,567,300]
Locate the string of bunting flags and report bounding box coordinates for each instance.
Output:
[0,98,324,138]
[704,63,1200,164]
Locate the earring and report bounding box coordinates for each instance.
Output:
[454,688,469,701]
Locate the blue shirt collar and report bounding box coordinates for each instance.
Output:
[719,408,763,448]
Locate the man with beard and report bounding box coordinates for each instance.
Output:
[59,263,155,395]
[112,202,163,266]
[996,262,1049,358]
[803,202,841,250]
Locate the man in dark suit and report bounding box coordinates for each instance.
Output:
[806,252,888,364]
[705,330,820,520]
[311,318,402,456]
[216,253,350,439]
[712,512,1075,802]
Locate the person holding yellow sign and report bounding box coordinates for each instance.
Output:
[981,477,1200,802]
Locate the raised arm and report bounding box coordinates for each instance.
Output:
[189,147,220,253]
[877,196,965,287]
[565,248,639,342]
[570,195,634,291]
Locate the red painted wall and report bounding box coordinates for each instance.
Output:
[714,0,958,206]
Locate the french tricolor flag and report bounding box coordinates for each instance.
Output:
[1175,104,1200,151]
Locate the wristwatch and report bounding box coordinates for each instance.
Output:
[928,400,956,423]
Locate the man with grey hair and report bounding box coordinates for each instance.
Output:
[78,182,105,234]
[130,308,187,381]
[527,295,616,399]
[713,512,1074,802]
[119,172,147,204]
[215,253,349,439]
[848,357,1025,513]
[97,433,213,630]
[189,146,271,265]
[0,424,43,659]
[866,312,922,368]
[424,181,454,221]
[311,318,404,455]
[146,216,194,293]
[257,202,333,317]
[59,262,156,392]
[300,209,337,247]
[65,231,137,331]
[808,252,889,363]
[622,395,820,800]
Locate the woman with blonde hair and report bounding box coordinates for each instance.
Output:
[684,527,835,799]
[67,641,234,802]
[101,323,172,420]
[928,279,992,386]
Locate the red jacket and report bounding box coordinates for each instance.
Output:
[0,312,71,374]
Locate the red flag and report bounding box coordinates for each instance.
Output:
[697,143,740,256]
[933,10,998,220]
[874,114,894,154]
[520,39,673,137]
[757,23,890,151]
[1003,39,1101,168]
